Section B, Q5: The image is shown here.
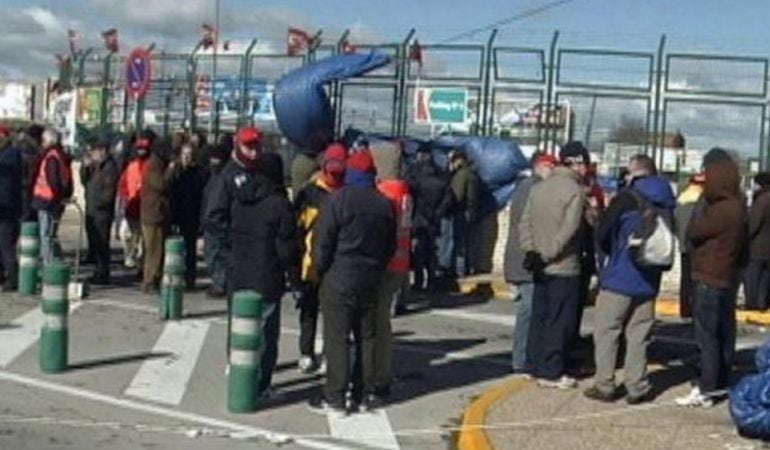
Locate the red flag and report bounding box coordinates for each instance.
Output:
[201,23,216,50]
[409,40,423,67]
[101,28,119,53]
[341,40,356,54]
[67,29,78,56]
[287,27,312,56]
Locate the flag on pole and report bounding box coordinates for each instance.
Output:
[67,29,78,56]
[409,40,424,67]
[101,28,119,53]
[287,27,312,56]
[201,23,216,50]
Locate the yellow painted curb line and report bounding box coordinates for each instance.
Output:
[458,378,532,450]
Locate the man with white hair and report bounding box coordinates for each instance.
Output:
[31,129,73,264]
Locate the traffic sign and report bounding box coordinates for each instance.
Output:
[414,88,468,124]
[126,47,152,100]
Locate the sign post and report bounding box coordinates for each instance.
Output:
[126,47,152,130]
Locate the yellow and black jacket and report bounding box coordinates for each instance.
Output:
[294,175,334,284]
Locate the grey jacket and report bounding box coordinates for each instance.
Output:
[519,167,585,277]
[504,176,537,283]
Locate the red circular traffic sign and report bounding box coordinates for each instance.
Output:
[125,47,152,100]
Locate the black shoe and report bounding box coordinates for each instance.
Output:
[361,394,385,412]
[374,385,391,398]
[307,396,346,415]
[626,390,655,405]
[584,385,621,403]
[88,276,110,286]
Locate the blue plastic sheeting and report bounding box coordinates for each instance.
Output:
[730,339,770,440]
[274,52,390,152]
[432,136,530,191]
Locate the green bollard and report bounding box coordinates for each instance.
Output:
[40,263,70,373]
[160,238,185,320]
[228,290,264,413]
[18,222,40,295]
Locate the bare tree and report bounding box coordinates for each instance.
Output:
[609,115,648,145]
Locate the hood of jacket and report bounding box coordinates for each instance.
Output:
[704,159,741,203]
[631,176,676,209]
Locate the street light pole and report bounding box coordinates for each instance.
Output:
[209,0,221,141]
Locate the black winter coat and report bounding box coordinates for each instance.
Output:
[168,163,207,233]
[406,159,452,234]
[80,156,119,218]
[0,144,22,221]
[314,185,396,297]
[205,159,300,302]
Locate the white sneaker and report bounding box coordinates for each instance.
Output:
[298,356,317,374]
[675,387,714,408]
[537,375,577,390]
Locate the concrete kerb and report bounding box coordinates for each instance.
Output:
[457,377,532,450]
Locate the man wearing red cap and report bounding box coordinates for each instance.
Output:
[117,130,154,272]
[205,126,301,396]
[310,149,396,414]
[294,143,348,374]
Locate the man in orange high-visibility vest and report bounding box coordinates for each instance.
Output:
[31,129,73,265]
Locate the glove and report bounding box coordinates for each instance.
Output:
[523,251,545,273]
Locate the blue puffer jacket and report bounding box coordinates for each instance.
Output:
[0,144,22,221]
[598,176,676,298]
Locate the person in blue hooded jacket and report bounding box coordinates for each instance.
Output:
[584,154,675,405]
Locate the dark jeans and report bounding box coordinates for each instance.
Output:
[692,282,736,394]
[203,228,228,291]
[180,227,198,287]
[0,220,19,287]
[299,286,320,357]
[744,260,770,311]
[320,281,377,406]
[86,214,113,279]
[527,274,581,380]
[680,253,694,317]
[225,296,281,393]
[452,214,469,276]
[413,226,437,289]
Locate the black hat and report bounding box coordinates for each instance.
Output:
[210,141,231,160]
[703,147,732,168]
[560,141,590,165]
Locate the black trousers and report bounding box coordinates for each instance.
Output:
[320,281,377,406]
[744,260,770,311]
[527,274,581,380]
[85,214,112,279]
[299,286,320,357]
[179,226,199,287]
[692,282,736,394]
[0,220,19,286]
[413,226,437,290]
[680,253,694,317]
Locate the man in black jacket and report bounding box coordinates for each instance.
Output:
[200,141,230,298]
[309,149,396,414]
[80,137,119,284]
[0,127,22,292]
[205,126,301,395]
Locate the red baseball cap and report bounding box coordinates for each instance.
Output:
[323,143,347,174]
[237,126,263,148]
[533,153,558,168]
[346,149,376,174]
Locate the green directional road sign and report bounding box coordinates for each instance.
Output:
[415,88,468,125]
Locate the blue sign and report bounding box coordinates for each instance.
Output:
[126,48,151,99]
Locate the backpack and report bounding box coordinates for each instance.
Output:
[626,189,676,269]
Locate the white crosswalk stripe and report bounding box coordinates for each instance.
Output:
[0,303,82,368]
[124,320,211,405]
[328,409,400,450]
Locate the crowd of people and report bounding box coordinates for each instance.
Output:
[0,121,764,415]
[504,143,750,409]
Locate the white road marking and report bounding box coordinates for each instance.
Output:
[0,303,82,368]
[125,320,210,405]
[428,308,514,327]
[328,409,400,450]
[0,370,359,450]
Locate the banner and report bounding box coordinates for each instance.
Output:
[50,92,77,147]
[414,88,468,125]
[0,82,33,120]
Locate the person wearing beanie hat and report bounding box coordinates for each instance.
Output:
[293,143,348,374]
[503,151,556,375]
[117,131,154,272]
[200,140,232,299]
[204,124,302,396]
[309,147,396,413]
[744,171,770,311]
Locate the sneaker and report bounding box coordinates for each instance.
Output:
[584,385,620,403]
[675,387,714,408]
[298,356,318,374]
[361,394,385,413]
[307,396,347,416]
[537,375,578,390]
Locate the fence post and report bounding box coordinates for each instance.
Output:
[188,43,203,132]
[397,29,417,137]
[332,29,350,135]
[228,290,264,413]
[40,263,70,373]
[481,29,498,136]
[239,39,259,128]
[651,34,667,166]
[18,222,40,295]
[101,51,116,133]
[160,237,185,320]
[544,31,560,151]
